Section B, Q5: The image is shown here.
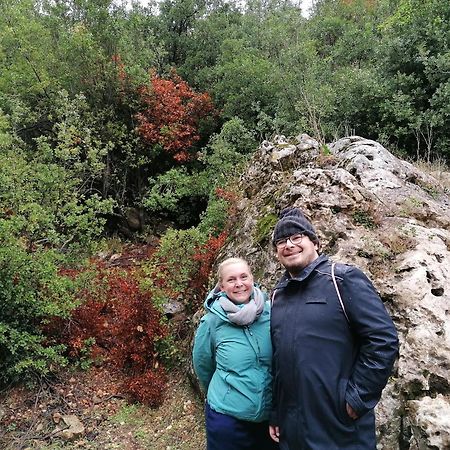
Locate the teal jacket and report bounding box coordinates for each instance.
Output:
[192,286,273,422]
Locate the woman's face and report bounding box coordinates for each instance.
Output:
[219,262,254,304]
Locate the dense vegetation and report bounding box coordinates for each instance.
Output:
[1,0,449,403]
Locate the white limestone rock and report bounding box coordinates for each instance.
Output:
[407,395,450,449]
[215,135,450,449]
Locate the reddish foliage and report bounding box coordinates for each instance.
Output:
[112,54,128,97]
[215,187,238,217]
[136,70,215,161]
[190,231,228,307]
[125,368,166,407]
[57,267,81,279]
[215,187,236,202]
[104,272,167,372]
[47,266,168,406]
[112,54,127,83]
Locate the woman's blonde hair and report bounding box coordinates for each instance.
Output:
[217,257,251,282]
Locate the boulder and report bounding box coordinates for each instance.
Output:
[215,134,450,449]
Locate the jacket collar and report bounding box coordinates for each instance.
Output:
[275,254,329,288]
[204,283,260,322]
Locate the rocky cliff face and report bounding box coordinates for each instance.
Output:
[217,135,450,449]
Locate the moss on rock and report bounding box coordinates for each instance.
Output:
[254,213,278,244]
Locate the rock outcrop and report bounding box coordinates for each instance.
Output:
[217,135,450,449]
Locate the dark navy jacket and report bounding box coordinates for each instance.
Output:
[270,254,398,450]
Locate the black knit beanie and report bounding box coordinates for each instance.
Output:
[272,207,318,245]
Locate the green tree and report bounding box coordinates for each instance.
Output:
[211,39,280,124]
[377,0,450,160]
[178,2,243,87]
[156,0,208,66]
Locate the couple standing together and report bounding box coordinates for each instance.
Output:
[193,207,399,450]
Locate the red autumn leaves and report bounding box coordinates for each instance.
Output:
[136,70,215,162]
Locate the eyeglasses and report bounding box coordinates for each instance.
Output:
[275,234,304,249]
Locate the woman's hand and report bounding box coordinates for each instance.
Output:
[269,425,280,442]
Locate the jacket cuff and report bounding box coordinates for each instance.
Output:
[345,382,368,417]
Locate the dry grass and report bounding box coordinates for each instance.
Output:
[0,369,206,450]
[413,157,450,191]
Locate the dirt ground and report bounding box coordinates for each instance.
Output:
[0,367,206,450]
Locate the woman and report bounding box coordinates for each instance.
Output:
[193,257,278,450]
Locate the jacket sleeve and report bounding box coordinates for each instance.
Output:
[192,313,216,393]
[340,265,399,418]
[269,343,279,426]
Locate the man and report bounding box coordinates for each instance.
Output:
[268,207,398,450]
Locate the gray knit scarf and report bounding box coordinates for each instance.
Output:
[218,286,265,326]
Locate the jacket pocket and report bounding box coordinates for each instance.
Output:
[337,379,356,427]
[222,373,231,400]
[305,298,327,304]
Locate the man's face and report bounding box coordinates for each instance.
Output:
[276,234,319,276]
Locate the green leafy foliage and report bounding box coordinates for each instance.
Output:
[377,0,450,160]
[197,195,230,236]
[143,168,210,226]
[142,117,253,228]
[141,226,229,316]
[1,148,113,254]
[145,227,206,298]
[0,230,77,383]
[2,0,450,395]
[200,117,254,180]
[0,103,113,385]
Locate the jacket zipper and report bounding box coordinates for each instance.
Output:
[245,325,261,362]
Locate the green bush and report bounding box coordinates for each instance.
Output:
[198,196,230,236]
[0,225,77,383]
[0,119,113,384]
[142,227,206,301]
[141,117,252,228]
[142,168,210,226]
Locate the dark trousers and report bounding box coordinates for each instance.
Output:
[206,403,279,450]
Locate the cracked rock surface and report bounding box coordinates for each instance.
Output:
[218,135,450,449]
